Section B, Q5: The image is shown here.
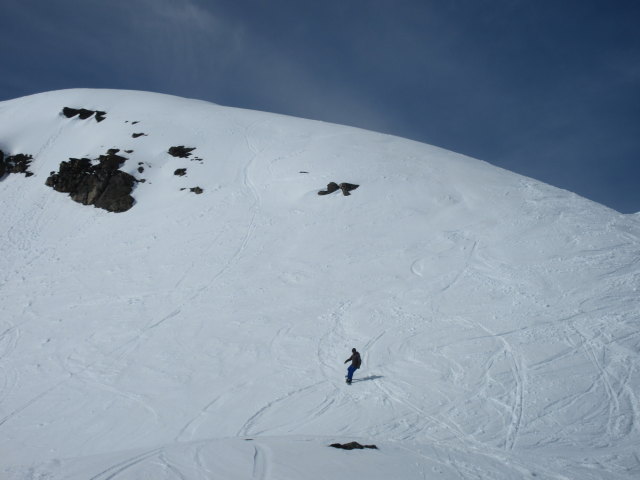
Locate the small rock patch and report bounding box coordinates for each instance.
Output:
[329,442,378,450]
[318,182,359,196]
[180,186,203,194]
[168,146,196,158]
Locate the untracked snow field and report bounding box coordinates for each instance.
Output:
[1,89,639,479]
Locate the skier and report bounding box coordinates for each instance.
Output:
[344,348,361,384]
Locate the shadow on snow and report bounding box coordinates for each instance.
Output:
[352,375,384,383]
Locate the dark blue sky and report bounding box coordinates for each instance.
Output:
[2,0,639,212]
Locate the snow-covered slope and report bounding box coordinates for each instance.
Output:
[1,89,639,479]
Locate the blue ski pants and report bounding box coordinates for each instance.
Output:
[347,365,359,381]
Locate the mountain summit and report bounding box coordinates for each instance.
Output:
[1,89,639,479]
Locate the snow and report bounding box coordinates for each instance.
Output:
[1,89,639,479]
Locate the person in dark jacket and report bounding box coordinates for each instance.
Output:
[344,348,361,384]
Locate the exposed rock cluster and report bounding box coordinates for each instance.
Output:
[3,105,213,212]
[0,150,34,178]
[45,149,135,212]
[62,107,106,122]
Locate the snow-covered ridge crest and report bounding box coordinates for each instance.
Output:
[1,89,639,479]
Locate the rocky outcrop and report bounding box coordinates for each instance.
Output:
[318,182,340,195]
[318,182,359,196]
[339,182,359,196]
[174,168,187,176]
[168,146,195,158]
[0,150,34,178]
[329,442,378,450]
[45,149,135,212]
[62,107,106,122]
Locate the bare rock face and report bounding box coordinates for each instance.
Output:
[0,150,34,178]
[174,168,187,176]
[45,149,135,212]
[168,146,196,158]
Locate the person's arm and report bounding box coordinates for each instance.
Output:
[344,355,353,364]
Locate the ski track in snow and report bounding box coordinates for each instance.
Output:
[0,115,275,454]
[469,320,526,451]
[172,118,266,303]
[569,321,638,443]
[236,380,329,437]
[88,448,163,480]
[174,395,221,442]
[251,442,271,480]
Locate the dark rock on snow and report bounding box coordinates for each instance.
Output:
[174,168,187,176]
[318,182,359,196]
[339,182,359,196]
[45,150,135,212]
[318,182,340,195]
[329,442,378,450]
[168,146,196,158]
[181,186,203,194]
[62,107,106,122]
[132,133,146,138]
[0,150,35,178]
